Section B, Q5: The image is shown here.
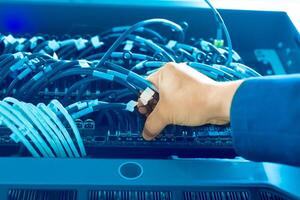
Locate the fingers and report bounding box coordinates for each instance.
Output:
[146,69,160,89]
[142,103,167,140]
[140,63,175,140]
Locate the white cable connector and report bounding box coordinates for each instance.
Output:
[91,36,104,49]
[75,38,88,50]
[5,35,16,44]
[126,100,138,112]
[166,40,177,49]
[13,52,24,59]
[140,87,155,105]
[124,40,134,51]
[48,40,60,51]
[78,60,90,68]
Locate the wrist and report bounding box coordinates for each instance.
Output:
[210,80,243,123]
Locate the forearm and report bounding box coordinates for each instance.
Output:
[229,75,300,166]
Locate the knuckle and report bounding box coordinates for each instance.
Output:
[164,62,176,70]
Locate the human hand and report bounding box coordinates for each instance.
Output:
[137,62,242,140]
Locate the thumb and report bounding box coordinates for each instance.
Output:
[142,103,167,140]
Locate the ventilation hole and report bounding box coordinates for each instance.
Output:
[183,191,249,200]
[89,190,172,200]
[8,189,77,200]
[259,191,287,200]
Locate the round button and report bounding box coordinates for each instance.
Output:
[118,162,143,180]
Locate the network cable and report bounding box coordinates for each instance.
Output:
[203,0,233,66]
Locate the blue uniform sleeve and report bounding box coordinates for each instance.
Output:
[230,74,300,166]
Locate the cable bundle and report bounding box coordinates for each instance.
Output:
[0,97,85,157]
[0,0,263,158]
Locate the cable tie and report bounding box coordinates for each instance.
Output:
[78,60,90,68]
[48,40,60,51]
[124,40,134,51]
[166,40,177,49]
[13,52,24,59]
[140,87,155,105]
[126,100,138,112]
[77,102,88,110]
[29,37,39,49]
[91,36,104,48]
[5,35,16,44]
[75,38,88,50]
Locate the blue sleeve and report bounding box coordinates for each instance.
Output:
[230,74,300,166]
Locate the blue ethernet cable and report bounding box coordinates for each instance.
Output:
[212,64,245,79]
[49,99,86,157]
[76,36,105,59]
[1,99,51,155]
[38,103,77,158]
[94,89,131,100]
[99,33,173,62]
[166,42,209,62]
[57,45,77,60]
[0,114,40,157]
[6,55,55,96]
[3,97,57,157]
[62,77,100,102]
[111,110,123,133]
[175,48,196,62]
[35,103,68,157]
[21,60,79,98]
[70,101,127,119]
[187,62,234,81]
[15,37,31,52]
[67,89,129,105]
[0,54,16,81]
[3,40,19,54]
[76,75,138,101]
[203,0,233,66]
[0,100,48,157]
[131,60,245,81]
[15,61,61,97]
[18,102,55,157]
[96,18,184,68]
[100,26,166,43]
[130,35,175,62]
[63,77,136,103]
[95,110,116,133]
[230,62,262,77]
[130,60,165,71]
[96,34,165,63]
[42,68,139,98]
[114,90,135,101]
[32,40,51,53]
[0,54,11,63]
[85,52,153,62]
[104,61,157,92]
[27,103,64,157]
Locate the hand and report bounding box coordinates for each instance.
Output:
[137,62,243,140]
